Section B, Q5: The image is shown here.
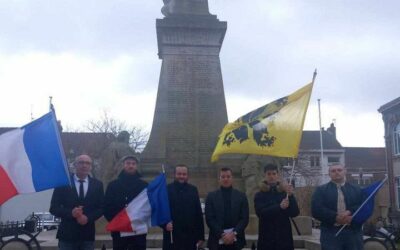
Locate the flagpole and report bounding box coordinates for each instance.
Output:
[286,158,297,199]
[335,176,388,237]
[49,96,53,111]
[318,98,324,179]
[163,164,173,244]
[286,70,317,197]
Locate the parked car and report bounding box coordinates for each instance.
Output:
[25,212,60,231]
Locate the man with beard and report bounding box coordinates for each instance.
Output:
[104,155,148,250]
[162,164,205,250]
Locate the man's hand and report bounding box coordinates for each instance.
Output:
[166,222,173,232]
[221,232,236,245]
[76,214,88,225]
[336,210,352,225]
[280,197,289,210]
[286,184,294,196]
[196,240,204,248]
[72,206,83,218]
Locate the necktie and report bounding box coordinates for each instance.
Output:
[337,184,346,213]
[78,180,85,201]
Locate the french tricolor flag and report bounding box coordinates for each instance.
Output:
[0,110,70,205]
[106,173,171,235]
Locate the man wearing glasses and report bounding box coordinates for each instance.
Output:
[50,154,104,250]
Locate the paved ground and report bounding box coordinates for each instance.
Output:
[2,229,320,250]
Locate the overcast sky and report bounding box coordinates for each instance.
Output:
[1,0,399,147]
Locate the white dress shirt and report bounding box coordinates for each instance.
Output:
[74,174,89,198]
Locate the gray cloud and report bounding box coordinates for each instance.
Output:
[0,0,399,127]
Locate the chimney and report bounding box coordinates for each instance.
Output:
[327,122,336,139]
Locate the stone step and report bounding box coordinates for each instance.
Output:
[36,231,320,250]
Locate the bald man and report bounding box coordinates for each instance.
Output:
[50,154,104,250]
[311,164,364,250]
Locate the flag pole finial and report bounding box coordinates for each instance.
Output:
[312,69,317,83]
[49,96,54,111]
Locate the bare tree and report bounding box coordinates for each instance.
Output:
[281,155,322,187]
[85,110,149,152]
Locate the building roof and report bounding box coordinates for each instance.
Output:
[344,147,386,171]
[378,96,400,114]
[300,130,343,150]
[0,127,15,134]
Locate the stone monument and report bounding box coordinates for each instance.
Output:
[141,0,230,195]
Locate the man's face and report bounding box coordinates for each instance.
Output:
[265,170,279,184]
[123,159,138,175]
[219,170,233,188]
[329,164,346,183]
[75,155,92,178]
[175,166,188,183]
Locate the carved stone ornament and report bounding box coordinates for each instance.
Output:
[161,0,210,17]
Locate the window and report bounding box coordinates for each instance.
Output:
[351,174,372,187]
[310,156,320,167]
[394,123,400,156]
[328,156,340,164]
[396,177,400,210]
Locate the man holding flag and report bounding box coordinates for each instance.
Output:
[162,164,205,250]
[311,164,364,250]
[104,155,172,250]
[104,155,148,250]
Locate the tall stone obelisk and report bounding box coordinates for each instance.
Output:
[141,0,228,192]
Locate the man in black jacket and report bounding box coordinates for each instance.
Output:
[205,167,249,250]
[311,164,364,250]
[104,155,148,250]
[50,154,104,250]
[162,164,205,250]
[254,163,299,250]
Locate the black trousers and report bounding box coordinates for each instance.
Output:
[112,234,146,250]
[218,245,238,250]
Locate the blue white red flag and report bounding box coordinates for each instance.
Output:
[0,111,70,205]
[106,173,171,235]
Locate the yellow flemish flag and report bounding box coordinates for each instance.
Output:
[211,82,314,162]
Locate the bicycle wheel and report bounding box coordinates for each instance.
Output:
[1,238,30,250]
[363,238,388,250]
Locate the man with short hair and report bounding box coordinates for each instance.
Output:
[162,164,205,250]
[50,154,104,250]
[205,167,249,250]
[311,164,364,250]
[254,163,299,250]
[104,155,148,250]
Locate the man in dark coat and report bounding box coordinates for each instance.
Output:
[103,155,148,250]
[254,163,299,250]
[311,164,364,250]
[50,154,104,250]
[205,167,249,250]
[162,164,205,250]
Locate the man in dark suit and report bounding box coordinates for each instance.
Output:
[162,164,205,250]
[205,167,249,250]
[50,154,104,250]
[103,155,148,250]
